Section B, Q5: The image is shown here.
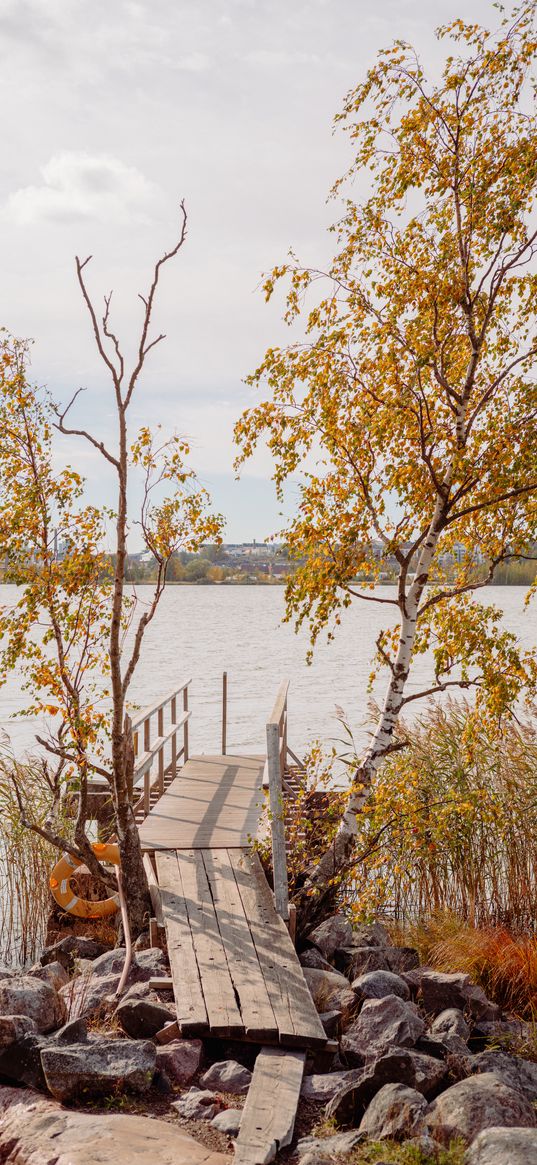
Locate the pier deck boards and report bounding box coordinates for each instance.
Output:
[138,754,265,851]
[154,846,326,1049]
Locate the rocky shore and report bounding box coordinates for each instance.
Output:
[0,917,535,1163]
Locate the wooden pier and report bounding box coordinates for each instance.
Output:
[130,678,325,1164]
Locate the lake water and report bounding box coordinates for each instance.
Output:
[0,584,535,762]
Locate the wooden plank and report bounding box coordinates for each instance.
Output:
[202,849,278,1042]
[234,1047,305,1165]
[139,755,265,851]
[155,851,209,1037]
[228,850,326,1049]
[177,849,245,1038]
[143,853,164,927]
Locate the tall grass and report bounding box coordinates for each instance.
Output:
[352,700,537,933]
[0,750,60,966]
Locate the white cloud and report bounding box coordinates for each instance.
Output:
[175,51,211,72]
[4,152,161,225]
[244,49,321,68]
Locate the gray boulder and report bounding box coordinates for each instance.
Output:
[431,1008,470,1040]
[172,1087,221,1120]
[385,947,420,974]
[156,1039,203,1086]
[327,1050,417,1125]
[115,986,175,1039]
[40,935,109,971]
[352,970,410,1002]
[319,1009,342,1038]
[301,1071,355,1103]
[336,946,392,977]
[211,1108,242,1136]
[0,1015,37,1047]
[341,994,425,1061]
[351,922,392,948]
[28,961,70,992]
[470,1050,537,1104]
[0,976,66,1033]
[40,1037,156,1102]
[307,914,353,959]
[60,971,121,1019]
[426,1072,536,1145]
[200,1059,252,1094]
[359,1082,427,1140]
[465,1126,537,1164]
[297,1131,365,1159]
[405,968,499,1021]
[299,949,334,973]
[398,1047,448,1098]
[302,967,357,1025]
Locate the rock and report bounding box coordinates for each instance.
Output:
[307,914,353,958]
[297,1130,365,1159]
[0,1014,37,1047]
[40,1036,157,1102]
[352,969,410,1002]
[211,1108,242,1136]
[172,1087,221,1120]
[297,1152,332,1165]
[351,922,392,948]
[60,971,120,1019]
[405,968,499,1020]
[359,1082,427,1140]
[398,1047,448,1098]
[133,930,151,951]
[335,946,392,976]
[200,1059,252,1094]
[301,1071,354,1103]
[40,935,110,971]
[299,949,334,972]
[341,994,425,1061]
[465,1126,537,1164]
[385,947,420,974]
[0,976,66,1033]
[0,1033,47,1089]
[0,966,14,980]
[0,1085,230,1164]
[89,946,168,982]
[302,967,357,1024]
[475,1017,532,1042]
[49,1016,89,1044]
[115,990,176,1039]
[156,1038,203,1086]
[426,1072,536,1145]
[470,1050,537,1103]
[417,969,472,1013]
[465,983,501,1022]
[327,1051,415,1124]
[431,1008,470,1040]
[319,1009,342,1038]
[28,961,70,991]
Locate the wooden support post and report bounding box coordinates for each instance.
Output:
[183,686,189,762]
[157,706,164,795]
[222,670,227,755]
[149,917,159,948]
[143,770,150,817]
[171,695,177,777]
[267,720,290,923]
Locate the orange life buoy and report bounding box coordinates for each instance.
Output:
[49,842,120,919]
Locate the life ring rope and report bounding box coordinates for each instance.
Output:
[49,842,120,919]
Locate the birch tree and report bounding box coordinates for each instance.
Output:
[235,6,537,913]
[0,207,223,933]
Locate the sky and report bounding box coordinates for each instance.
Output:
[0,0,496,545]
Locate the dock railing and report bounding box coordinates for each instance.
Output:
[130,679,191,821]
[266,679,290,923]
